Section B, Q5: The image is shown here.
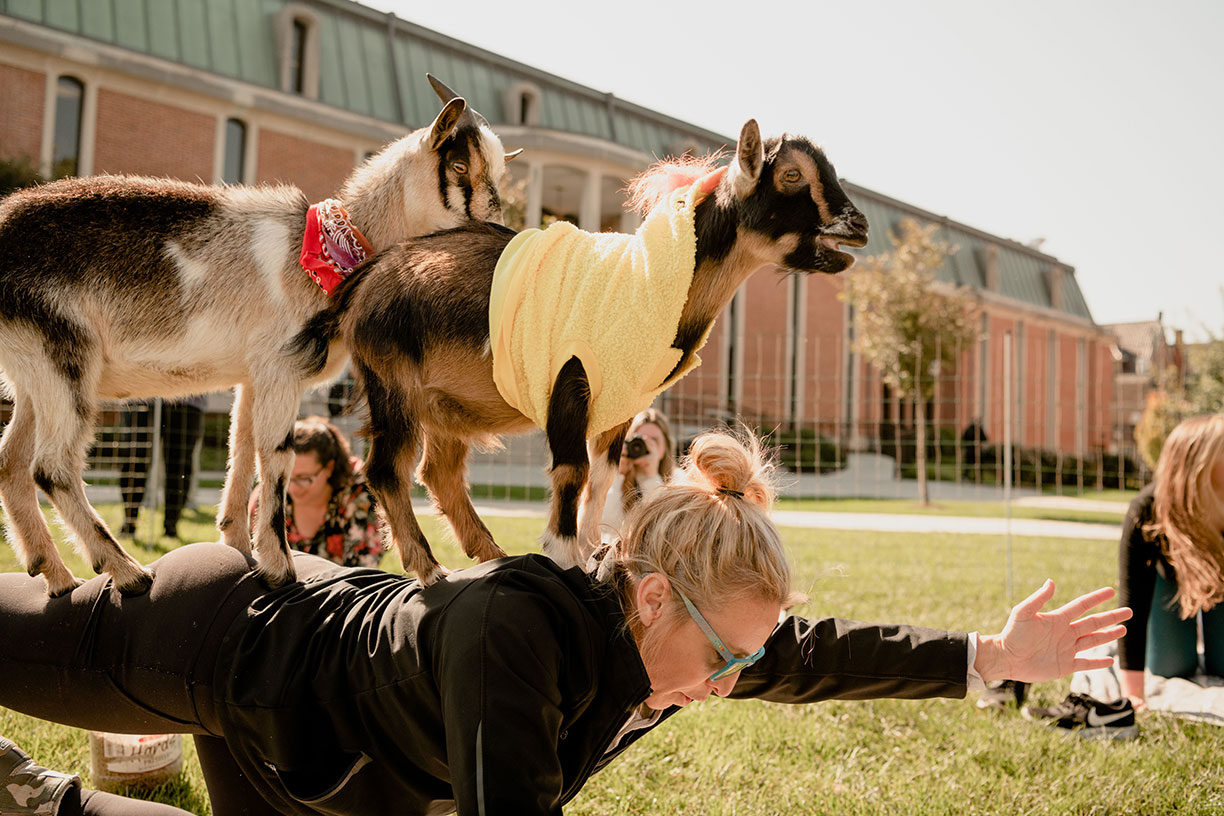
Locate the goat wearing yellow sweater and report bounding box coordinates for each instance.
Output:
[489,171,721,437]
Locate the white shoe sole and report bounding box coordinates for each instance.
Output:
[1077,724,1139,740]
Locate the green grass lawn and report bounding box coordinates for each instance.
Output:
[2,504,1220,815]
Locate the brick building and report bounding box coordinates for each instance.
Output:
[0,0,1131,490]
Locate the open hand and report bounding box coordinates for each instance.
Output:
[975,580,1132,684]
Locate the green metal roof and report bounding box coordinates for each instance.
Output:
[0,0,729,158]
[847,184,1093,322]
[0,0,1094,323]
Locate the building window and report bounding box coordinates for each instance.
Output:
[503,81,542,126]
[1014,321,1025,445]
[52,76,84,179]
[1047,329,1058,449]
[222,118,246,184]
[290,19,308,94]
[790,275,805,426]
[278,5,319,98]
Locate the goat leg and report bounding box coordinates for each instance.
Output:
[541,357,591,569]
[577,422,629,554]
[27,376,152,595]
[247,377,302,588]
[359,364,449,584]
[0,394,83,596]
[216,384,255,555]
[417,434,506,563]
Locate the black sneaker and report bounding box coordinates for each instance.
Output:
[1021,692,1138,740]
[976,679,1029,709]
[0,737,81,815]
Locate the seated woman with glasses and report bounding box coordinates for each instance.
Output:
[251,415,384,569]
[0,429,1129,816]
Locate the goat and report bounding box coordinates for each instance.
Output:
[0,76,515,596]
[328,120,869,583]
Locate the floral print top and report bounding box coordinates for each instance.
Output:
[255,473,385,569]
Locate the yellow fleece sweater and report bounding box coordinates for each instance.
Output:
[490,170,722,435]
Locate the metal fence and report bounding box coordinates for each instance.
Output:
[2,326,1152,525]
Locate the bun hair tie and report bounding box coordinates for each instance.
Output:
[718,486,744,499]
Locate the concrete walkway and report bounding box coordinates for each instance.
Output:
[1011,495,1131,514]
[457,500,1123,541]
[83,483,1126,543]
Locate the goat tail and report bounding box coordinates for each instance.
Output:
[286,309,342,379]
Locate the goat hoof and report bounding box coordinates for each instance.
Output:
[252,561,297,590]
[45,573,85,598]
[416,564,451,586]
[469,542,508,563]
[114,567,155,597]
[539,531,583,569]
[221,528,253,556]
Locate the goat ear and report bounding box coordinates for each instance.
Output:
[428,97,466,151]
[733,119,763,199]
[505,148,524,162]
[427,73,460,103]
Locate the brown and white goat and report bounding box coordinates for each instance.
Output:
[0,76,514,596]
[327,120,869,583]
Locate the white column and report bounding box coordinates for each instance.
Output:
[78,80,98,176]
[524,160,543,230]
[39,74,56,178]
[579,168,600,232]
[212,116,227,184]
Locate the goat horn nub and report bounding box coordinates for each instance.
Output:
[427,74,459,103]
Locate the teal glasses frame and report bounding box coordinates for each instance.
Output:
[675,588,766,681]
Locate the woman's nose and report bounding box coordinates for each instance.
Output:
[710,675,738,698]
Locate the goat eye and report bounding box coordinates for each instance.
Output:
[782,168,802,183]
[451,160,469,174]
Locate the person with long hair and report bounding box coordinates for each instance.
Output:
[1119,412,1224,708]
[1,429,1129,816]
[601,408,675,537]
[251,416,384,569]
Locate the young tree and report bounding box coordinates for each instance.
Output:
[1186,337,1224,416]
[1134,388,1186,470]
[839,217,980,504]
[1133,331,1222,468]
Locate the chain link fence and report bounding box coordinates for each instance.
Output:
[1,324,1150,524]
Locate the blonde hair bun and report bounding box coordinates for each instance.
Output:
[610,426,804,611]
[684,428,776,510]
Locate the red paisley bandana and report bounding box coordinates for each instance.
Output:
[299,199,375,296]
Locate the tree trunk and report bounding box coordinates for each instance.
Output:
[916,393,930,506]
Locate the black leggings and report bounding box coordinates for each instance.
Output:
[66,787,195,816]
[0,543,334,815]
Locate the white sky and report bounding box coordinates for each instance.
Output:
[365,0,1223,342]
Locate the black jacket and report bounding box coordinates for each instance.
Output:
[210,554,968,815]
[1117,483,1172,670]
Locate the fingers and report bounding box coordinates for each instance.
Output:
[1050,586,1116,620]
[1074,624,1128,653]
[1071,656,1117,672]
[1011,579,1055,619]
[1070,606,1133,633]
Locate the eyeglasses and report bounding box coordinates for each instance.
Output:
[675,588,766,681]
[290,468,325,488]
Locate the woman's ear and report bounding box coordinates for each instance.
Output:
[635,572,672,628]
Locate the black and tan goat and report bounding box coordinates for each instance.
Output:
[0,77,515,596]
[331,120,869,583]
